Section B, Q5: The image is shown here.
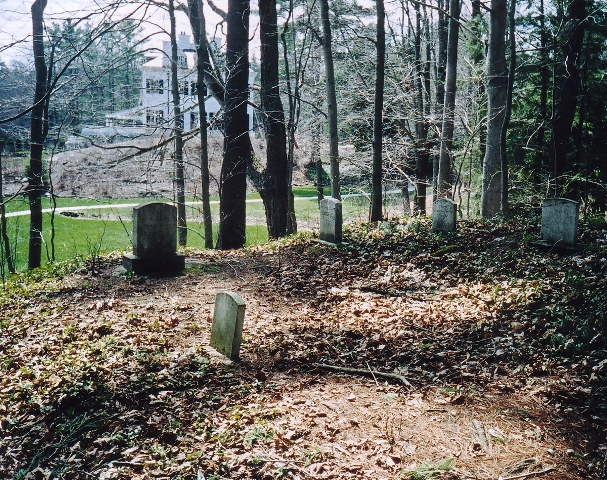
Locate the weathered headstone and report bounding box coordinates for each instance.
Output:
[123,202,185,274]
[210,292,246,361]
[541,198,579,247]
[432,198,456,232]
[319,197,343,244]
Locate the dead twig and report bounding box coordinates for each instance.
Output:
[313,363,413,387]
[472,418,489,450]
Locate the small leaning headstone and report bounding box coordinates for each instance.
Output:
[319,197,343,244]
[123,202,185,274]
[210,292,246,361]
[432,198,456,233]
[541,198,579,247]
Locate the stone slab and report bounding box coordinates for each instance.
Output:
[210,292,246,361]
[541,198,579,247]
[432,198,456,232]
[320,197,343,244]
[132,202,178,258]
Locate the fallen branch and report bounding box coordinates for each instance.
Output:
[498,467,556,480]
[313,363,413,387]
[471,418,489,450]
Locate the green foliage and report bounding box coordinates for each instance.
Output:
[400,457,455,479]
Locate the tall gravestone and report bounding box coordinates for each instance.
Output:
[432,198,456,233]
[541,198,579,247]
[210,292,246,361]
[123,202,185,274]
[319,197,342,244]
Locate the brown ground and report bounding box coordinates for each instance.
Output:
[1,217,605,479]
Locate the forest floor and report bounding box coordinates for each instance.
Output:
[0,214,606,479]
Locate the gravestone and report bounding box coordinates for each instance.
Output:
[123,202,185,274]
[210,292,246,361]
[541,198,579,247]
[319,197,342,244]
[432,198,456,232]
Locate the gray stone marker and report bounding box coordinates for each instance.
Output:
[123,202,185,274]
[432,198,456,232]
[210,292,246,361]
[319,197,343,244]
[541,198,579,247]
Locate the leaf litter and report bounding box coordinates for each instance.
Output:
[0,215,606,479]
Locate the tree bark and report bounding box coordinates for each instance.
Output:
[413,2,431,214]
[319,0,340,200]
[500,0,516,216]
[550,0,586,196]
[187,0,214,249]
[370,0,385,222]
[533,0,548,185]
[436,0,460,199]
[28,0,48,270]
[432,0,449,198]
[0,144,15,274]
[258,0,289,238]
[481,0,508,218]
[168,0,187,246]
[217,0,250,249]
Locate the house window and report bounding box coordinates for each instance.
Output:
[177,55,187,68]
[146,78,164,94]
[190,112,199,128]
[179,80,189,96]
[146,109,164,126]
[208,111,222,130]
[191,82,207,96]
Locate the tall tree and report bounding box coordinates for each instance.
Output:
[168,0,187,246]
[319,0,340,200]
[28,0,49,269]
[432,0,449,196]
[500,0,516,216]
[412,1,431,214]
[370,0,385,221]
[550,0,587,196]
[217,0,250,249]
[258,0,289,238]
[0,142,15,274]
[481,0,508,218]
[186,0,213,249]
[436,0,460,198]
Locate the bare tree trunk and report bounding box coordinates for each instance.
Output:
[0,143,15,274]
[550,0,586,196]
[534,0,548,186]
[432,0,448,198]
[481,0,508,218]
[413,2,431,214]
[259,0,289,238]
[311,124,324,203]
[319,0,340,200]
[168,0,187,246]
[280,0,298,234]
[28,0,48,270]
[500,0,516,216]
[187,0,213,248]
[370,0,385,222]
[436,0,460,199]
[217,0,250,249]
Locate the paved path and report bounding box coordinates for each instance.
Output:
[5,190,404,218]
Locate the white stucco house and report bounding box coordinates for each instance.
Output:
[140,32,254,133]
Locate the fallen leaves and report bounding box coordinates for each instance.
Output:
[0,217,605,478]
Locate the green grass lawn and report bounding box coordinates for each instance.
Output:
[1,187,408,272]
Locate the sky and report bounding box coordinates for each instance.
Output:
[0,0,228,65]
